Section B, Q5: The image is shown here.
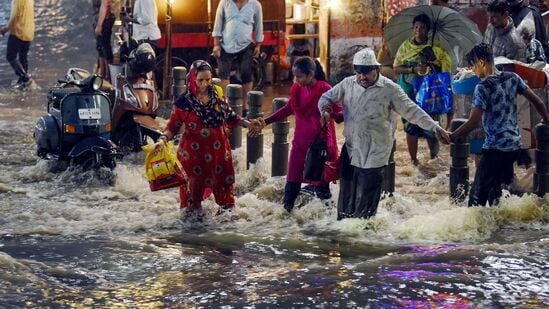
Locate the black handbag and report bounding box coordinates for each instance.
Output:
[303,126,328,181]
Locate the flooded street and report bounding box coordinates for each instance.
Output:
[1,0,548,307]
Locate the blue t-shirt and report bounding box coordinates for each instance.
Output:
[472,72,527,151]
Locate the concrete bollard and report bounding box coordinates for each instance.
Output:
[534,123,549,196]
[449,118,470,203]
[271,98,290,177]
[382,141,396,196]
[227,84,243,149]
[246,91,264,169]
[172,66,187,97]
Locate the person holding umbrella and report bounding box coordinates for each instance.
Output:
[392,13,453,165]
[383,5,482,74]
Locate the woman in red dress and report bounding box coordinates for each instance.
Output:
[157,60,252,217]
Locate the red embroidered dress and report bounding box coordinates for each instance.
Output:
[166,89,240,210]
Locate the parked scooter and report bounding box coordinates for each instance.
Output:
[34,69,119,170]
[110,43,163,153]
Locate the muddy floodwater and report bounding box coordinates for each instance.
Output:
[1,0,548,307]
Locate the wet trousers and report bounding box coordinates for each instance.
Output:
[469,149,519,207]
[283,182,301,212]
[180,179,235,211]
[283,181,331,212]
[6,35,31,81]
[337,145,385,219]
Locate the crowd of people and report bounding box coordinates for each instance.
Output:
[2,0,549,222]
[170,0,547,222]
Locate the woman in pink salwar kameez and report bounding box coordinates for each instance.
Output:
[254,56,341,212]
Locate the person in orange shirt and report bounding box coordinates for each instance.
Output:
[1,0,35,89]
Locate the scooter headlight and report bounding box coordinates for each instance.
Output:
[92,76,103,91]
[123,85,139,107]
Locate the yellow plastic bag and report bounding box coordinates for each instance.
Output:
[142,141,188,192]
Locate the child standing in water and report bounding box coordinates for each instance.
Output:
[451,43,549,206]
[251,56,342,212]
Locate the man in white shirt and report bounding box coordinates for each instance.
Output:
[128,0,161,48]
[212,0,263,115]
[319,48,451,220]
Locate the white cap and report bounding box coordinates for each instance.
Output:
[352,48,381,66]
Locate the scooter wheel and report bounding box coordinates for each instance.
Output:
[103,156,117,170]
[70,152,101,170]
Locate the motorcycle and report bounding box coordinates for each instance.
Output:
[34,69,119,170]
[110,43,163,154]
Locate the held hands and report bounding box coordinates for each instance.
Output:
[435,126,451,144]
[448,132,457,144]
[247,117,266,138]
[0,27,8,36]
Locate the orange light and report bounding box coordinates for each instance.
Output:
[64,124,76,134]
[155,0,200,25]
[105,122,111,132]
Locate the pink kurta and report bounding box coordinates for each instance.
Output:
[266,81,341,183]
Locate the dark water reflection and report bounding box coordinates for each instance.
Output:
[1,231,548,307]
[0,0,549,307]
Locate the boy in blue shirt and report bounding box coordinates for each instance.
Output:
[450,43,549,206]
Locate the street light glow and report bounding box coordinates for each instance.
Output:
[326,0,338,9]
